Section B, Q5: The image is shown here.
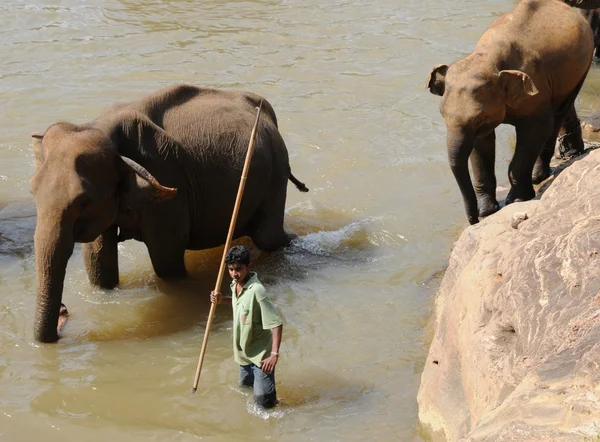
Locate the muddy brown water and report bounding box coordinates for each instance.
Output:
[1,1,600,440]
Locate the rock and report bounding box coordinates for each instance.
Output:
[418,148,600,441]
[510,212,528,229]
[580,112,600,143]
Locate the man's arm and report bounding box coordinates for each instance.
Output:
[261,324,282,374]
[271,324,282,356]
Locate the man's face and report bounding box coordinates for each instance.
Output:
[228,263,249,283]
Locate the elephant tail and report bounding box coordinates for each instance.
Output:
[289,172,309,192]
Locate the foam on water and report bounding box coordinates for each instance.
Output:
[230,386,290,420]
[287,217,377,257]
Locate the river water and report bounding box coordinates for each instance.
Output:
[1,0,600,440]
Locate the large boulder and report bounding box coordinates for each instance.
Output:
[418,148,600,441]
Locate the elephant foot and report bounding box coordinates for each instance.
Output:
[284,230,299,246]
[505,186,535,206]
[477,198,500,218]
[252,230,296,251]
[148,252,187,280]
[532,165,551,185]
[555,122,584,160]
[155,267,187,280]
[57,303,69,333]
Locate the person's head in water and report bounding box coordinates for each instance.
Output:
[225,245,252,283]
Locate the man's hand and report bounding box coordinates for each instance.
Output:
[261,354,278,374]
[210,290,222,304]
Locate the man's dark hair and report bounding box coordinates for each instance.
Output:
[225,245,251,266]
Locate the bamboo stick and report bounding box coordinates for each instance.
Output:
[191,101,263,392]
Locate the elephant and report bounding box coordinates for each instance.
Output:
[30,84,309,343]
[426,0,593,225]
[554,1,600,152]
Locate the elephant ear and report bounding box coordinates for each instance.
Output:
[426,64,449,96]
[118,155,177,212]
[499,70,539,109]
[31,132,45,170]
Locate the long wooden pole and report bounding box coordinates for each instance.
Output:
[191,100,263,392]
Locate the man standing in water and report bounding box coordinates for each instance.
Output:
[210,245,283,408]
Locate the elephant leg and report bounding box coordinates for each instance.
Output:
[83,224,119,288]
[532,115,562,184]
[250,180,294,251]
[471,131,499,217]
[146,243,187,279]
[141,203,188,279]
[140,229,187,278]
[506,119,552,205]
[555,103,585,160]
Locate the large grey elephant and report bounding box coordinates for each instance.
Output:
[30,84,309,343]
[426,0,593,225]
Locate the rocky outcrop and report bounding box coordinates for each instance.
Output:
[418,148,600,441]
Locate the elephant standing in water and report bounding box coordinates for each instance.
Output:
[426,0,593,225]
[30,84,309,343]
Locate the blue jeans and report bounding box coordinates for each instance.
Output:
[239,364,277,408]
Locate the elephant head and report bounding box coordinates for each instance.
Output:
[426,63,539,224]
[30,123,177,343]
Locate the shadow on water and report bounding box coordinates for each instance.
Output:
[82,205,378,342]
[3,197,378,343]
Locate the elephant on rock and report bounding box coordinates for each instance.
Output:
[426,0,593,225]
[30,84,309,343]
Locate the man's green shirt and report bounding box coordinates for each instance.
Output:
[231,272,282,367]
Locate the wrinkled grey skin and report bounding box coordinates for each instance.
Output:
[426,0,593,225]
[30,84,309,343]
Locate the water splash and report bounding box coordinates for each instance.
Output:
[245,400,288,420]
[287,217,378,258]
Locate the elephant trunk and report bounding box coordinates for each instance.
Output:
[447,129,479,225]
[33,211,74,343]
